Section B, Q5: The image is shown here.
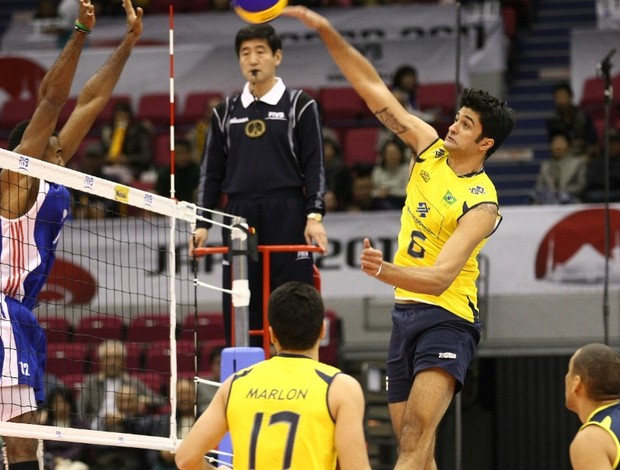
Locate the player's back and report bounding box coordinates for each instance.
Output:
[226,354,340,470]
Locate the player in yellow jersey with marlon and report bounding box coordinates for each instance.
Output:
[283,6,516,470]
[175,281,370,470]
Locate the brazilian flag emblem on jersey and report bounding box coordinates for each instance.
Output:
[443,190,457,205]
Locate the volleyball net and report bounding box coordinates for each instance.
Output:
[0,145,245,460]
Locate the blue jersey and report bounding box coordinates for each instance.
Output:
[0,180,70,309]
[0,180,70,402]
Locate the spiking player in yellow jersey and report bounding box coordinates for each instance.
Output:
[283,7,516,470]
[175,281,370,470]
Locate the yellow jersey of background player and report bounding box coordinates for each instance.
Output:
[227,354,340,470]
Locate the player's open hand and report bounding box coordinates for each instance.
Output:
[123,0,143,40]
[77,0,96,31]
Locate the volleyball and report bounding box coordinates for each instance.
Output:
[231,0,288,24]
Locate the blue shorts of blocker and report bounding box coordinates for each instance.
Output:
[386,302,481,404]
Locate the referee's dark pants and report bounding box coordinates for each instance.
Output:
[221,191,315,347]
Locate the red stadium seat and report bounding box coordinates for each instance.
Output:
[130,370,167,395]
[343,127,380,166]
[581,76,606,119]
[46,343,92,377]
[38,316,72,344]
[137,92,173,129]
[319,310,342,367]
[61,373,86,395]
[153,132,171,168]
[181,312,225,343]
[124,341,144,371]
[126,314,172,343]
[144,341,196,374]
[180,91,224,127]
[417,82,458,118]
[319,87,365,125]
[74,314,124,344]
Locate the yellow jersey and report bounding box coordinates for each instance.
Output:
[394,139,501,322]
[226,354,341,470]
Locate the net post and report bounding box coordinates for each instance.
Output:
[230,219,251,347]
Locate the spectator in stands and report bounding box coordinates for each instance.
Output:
[390,64,438,125]
[41,386,89,469]
[77,340,164,431]
[100,99,153,183]
[547,82,599,159]
[347,167,384,211]
[155,138,200,202]
[90,383,151,470]
[150,378,198,469]
[583,127,620,202]
[185,95,222,160]
[531,130,587,204]
[323,133,352,211]
[72,142,122,218]
[371,139,410,210]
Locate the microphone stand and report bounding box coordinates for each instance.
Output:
[598,48,615,346]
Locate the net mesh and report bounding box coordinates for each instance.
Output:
[0,146,227,463]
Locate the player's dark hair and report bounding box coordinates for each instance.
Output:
[8,120,59,152]
[268,281,324,351]
[459,88,516,159]
[8,120,31,151]
[572,343,620,401]
[235,24,282,57]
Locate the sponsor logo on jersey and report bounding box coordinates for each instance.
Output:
[420,170,430,182]
[229,117,249,124]
[416,202,430,217]
[266,111,286,120]
[438,352,457,359]
[434,148,446,158]
[469,185,486,195]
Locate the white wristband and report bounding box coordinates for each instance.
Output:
[374,263,383,277]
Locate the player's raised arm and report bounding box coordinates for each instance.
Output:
[281,5,437,154]
[14,0,94,161]
[59,0,143,163]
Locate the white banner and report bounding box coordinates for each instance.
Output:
[0,3,506,107]
[41,204,620,312]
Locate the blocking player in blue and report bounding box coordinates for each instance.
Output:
[0,1,143,467]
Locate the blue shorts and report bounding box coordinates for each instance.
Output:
[386,303,481,403]
[0,296,47,403]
